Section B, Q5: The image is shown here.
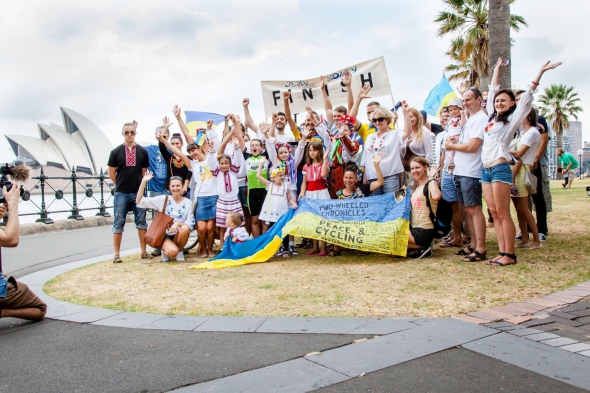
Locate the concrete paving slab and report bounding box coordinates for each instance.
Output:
[559,343,590,353]
[540,337,579,347]
[255,317,377,334]
[43,300,92,319]
[315,347,588,393]
[91,312,167,328]
[524,332,561,341]
[141,315,209,331]
[307,318,497,378]
[578,350,590,357]
[194,316,267,332]
[508,328,543,336]
[463,332,590,390]
[346,318,417,335]
[176,358,349,392]
[53,308,124,323]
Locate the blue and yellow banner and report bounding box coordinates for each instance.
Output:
[185,111,226,137]
[190,193,411,270]
[423,75,457,117]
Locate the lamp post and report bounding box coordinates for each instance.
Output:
[577,149,583,179]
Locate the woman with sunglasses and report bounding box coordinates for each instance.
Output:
[157,122,192,197]
[361,107,411,194]
[136,172,194,262]
[482,58,561,267]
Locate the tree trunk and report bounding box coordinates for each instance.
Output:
[556,130,564,179]
[486,0,511,90]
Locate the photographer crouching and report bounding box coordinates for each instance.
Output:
[0,165,47,321]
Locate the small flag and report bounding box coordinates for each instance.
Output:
[423,75,457,117]
[185,111,226,137]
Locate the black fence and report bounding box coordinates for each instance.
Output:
[2,167,113,225]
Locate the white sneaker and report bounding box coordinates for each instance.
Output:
[176,252,185,261]
[539,233,547,242]
[161,253,170,262]
[515,231,523,240]
[289,246,298,255]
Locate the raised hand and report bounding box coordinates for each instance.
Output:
[305,106,313,114]
[336,123,346,136]
[283,91,291,100]
[392,111,399,123]
[259,156,267,166]
[162,116,173,129]
[495,57,505,70]
[358,84,371,99]
[234,114,242,125]
[372,153,383,165]
[301,126,311,140]
[259,121,270,134]
[132,120,138,129]
[342,70,352,86]
[142,170,154,183]
[242,98,250,107]
[231,135,240,147]
[428,165,439,178]
[319,75,326,88]
[458,81,466,95]
[206,119,214,129]
[540,60,562,73]
[272,112,278,123]
[225,114,232,121]
[173,105,181,118]
[401,100,410,113]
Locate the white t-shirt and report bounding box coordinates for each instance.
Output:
[434,132,445,167]
[362,130,405,180]
[190,159,217,198]
[275,131,295,143]
[509,127,541,165]
[138,195,194,228]
[453,110,486,178]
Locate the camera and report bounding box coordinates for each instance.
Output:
[0,162,30,204]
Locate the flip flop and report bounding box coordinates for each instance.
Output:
[440,242,462,248]
[455,246,475,256]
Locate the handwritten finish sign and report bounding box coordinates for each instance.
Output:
[261,56,392,118]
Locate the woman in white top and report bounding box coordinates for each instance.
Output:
[361,106,410,194]
[137,172,194,262]
[509,108,542,250]
[483,58,561,267]
[400,108,433,187]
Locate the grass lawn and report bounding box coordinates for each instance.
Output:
[44,180,590,318]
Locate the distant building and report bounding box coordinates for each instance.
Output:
[548,131,571,180]
[566,121,583,157]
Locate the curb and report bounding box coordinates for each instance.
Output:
[19,215,134,237]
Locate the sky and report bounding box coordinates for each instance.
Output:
[1,0,589,162]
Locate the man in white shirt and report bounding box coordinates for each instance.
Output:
[243,98,296,143]
[444,87,487,261]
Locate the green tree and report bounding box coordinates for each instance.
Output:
[538,84,584,151]
[435,0,527,88]
[444,38,478,86]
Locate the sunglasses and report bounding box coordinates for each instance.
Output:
[169,176,182,181]
[371,117,386,123]
[186,142,198,151]
[124,130,136,135]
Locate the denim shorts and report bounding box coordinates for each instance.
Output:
[195,195,218,221]
[454,176,482,207]
[369,174,401,195]
[481,162,512,185]
[238,186,248,207]
[441,171,458,203]
[112,192,147,234]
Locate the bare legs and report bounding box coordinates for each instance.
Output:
[161,224,191,258]
[512,197,541,249]
[483,182,516,264]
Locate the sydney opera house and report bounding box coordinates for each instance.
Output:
[4,107,114,191]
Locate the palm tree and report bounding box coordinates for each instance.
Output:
[538,84,584,151]
[435,0,527,89]
[444,38,479,86]
[488,0,511,88]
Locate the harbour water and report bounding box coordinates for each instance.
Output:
[14,193,113,224]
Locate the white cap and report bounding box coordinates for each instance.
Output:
[448,98,463,109]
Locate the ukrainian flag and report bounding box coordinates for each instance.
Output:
[185,111,226,137]
[423,75,457,117]
[190,192,411,270]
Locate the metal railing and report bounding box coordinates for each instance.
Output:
[2,167,113,225]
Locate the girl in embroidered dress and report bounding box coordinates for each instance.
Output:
[256,157,298,257]
[298,128,331,256]
[328,114,360,198]
[266,139,305,255]
[207,128,246,250]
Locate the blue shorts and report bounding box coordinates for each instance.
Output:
[112,192,147,234]
[369,174,401,196]
[441,171,458,203]
[454,176,482,207]
[195,195,218,221]
[238,186,248,207]
[481,162,512,185]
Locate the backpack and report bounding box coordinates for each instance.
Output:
[423,180,453,239]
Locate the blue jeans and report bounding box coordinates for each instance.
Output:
[369,174,401,195]
[112,192,148,234]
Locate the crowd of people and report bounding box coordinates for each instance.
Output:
[107,59,562,266]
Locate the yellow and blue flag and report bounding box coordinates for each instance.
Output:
[423,75,457,117]
[185,111,226,137]
[190,192,411,270]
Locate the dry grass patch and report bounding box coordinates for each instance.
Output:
[45,180,590,318]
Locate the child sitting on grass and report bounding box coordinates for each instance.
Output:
[224,212,250,243]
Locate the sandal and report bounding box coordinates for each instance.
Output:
[486,252,505,265]
[328,250,342,257]
[490,253,517,267]
[462,250,487,262]
[440,241,462,248]
[141,251,153,260]
[282,251,290,258]
[455,246,474,256]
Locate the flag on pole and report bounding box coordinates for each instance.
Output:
[185,111,226,137]
[423,75,457,117]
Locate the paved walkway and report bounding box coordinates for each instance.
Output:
[1,226,590,392]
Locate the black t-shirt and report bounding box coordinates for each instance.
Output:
[158,142,192,191]
[107,144,149,193]
[430,123,444,136]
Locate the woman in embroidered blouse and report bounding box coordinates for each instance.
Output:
[483,58,561,267]
[400,108,433,187]
[137,172,194,262]
[361,106,411,195]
